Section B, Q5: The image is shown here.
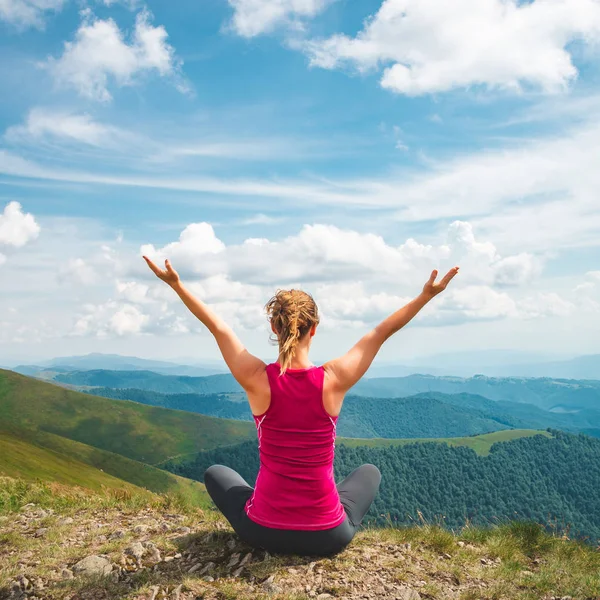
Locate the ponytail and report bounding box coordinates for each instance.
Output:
[265,289,320,376]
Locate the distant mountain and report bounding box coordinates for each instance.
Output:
[53,369,243,394]
[14,353,227,376]
[352,374,600,411]
[370,352,600,379]
[88,387,528,438]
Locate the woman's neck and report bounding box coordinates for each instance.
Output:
[278,346,313,369]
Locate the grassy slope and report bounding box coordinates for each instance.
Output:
[0,433,146,494]
[0,369,255,466]
[337,429,553,456]
[0,425,209,506]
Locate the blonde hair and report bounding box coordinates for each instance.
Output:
[265,289,320,376]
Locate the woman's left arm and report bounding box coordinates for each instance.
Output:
[144,256,265,391]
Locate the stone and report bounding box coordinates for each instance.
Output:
[124,542,145,560]
[317,595,333,600]
[61,569,74,580]
[262,575,282,594]
[226,553,240,568]
[232,566,244,578]
[396,587,421,600]
[457,541,465,547]
[34,528,48,538]
[202,576,214,582]
[226,538,237,550]
[239,552,253,567]
[72,555,113,577]
[200,562,215,575]
[109,530,125,540]
[172,584,183,600]
[57,517,74,526]
[188,563,202,573]
[178,527,191,535]
[133,525,148,535]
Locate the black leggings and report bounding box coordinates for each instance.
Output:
[204,464,381,556]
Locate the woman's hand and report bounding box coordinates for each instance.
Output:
[143,256,181,287]
[422,266,460,299]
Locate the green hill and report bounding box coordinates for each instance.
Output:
[0,369,255,466]
[0,432,147,494]
[0,425,209,506]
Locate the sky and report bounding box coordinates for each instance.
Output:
[0,0,599,366]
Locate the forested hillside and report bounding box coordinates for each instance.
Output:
[166,429,600,545]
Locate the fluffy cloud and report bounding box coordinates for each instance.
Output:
[0,202,40,249]
[0,0,65,28]
[4,109,130,148]
[305,0,600,96]
[58,258,99,285]
[46,10,186,102]
[140,220,541,291]
[227,0,330,37]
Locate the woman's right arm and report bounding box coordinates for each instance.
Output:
[323,267,459,396]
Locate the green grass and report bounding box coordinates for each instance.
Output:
[337,429,553,456]
[0,369,255,466]
[0,433,145,494]
[0,428,210,507]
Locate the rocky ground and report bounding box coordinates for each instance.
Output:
[0,501,597,599]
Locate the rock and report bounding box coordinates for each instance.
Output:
[57,517,74,526]
[239,552,252,567]
[109,530,125,540]
[133,525,148,535]
[21,503,35,511]
[34,528,48,538]
[396,587,421,600]
[457,541,465,547]
[172,584,183,600]
[202,576,214,582]
[188,563,202,573]
[317,595,333,600]
[178,527,191,535]
[232,566,244,578]
[72,555,113,577]
[226,553,240,568]
[262,575,281,594]
[164,556,175,563]
[61,569,74,580]
[200,562,215,575]
[124,542,145,560]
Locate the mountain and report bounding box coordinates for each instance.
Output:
[13,353,226,377]
[86,387,528,438]
[52,369,243,394]
[0,369,254,467]
[370,351,600,379]
[168,428,600,545]
[352,374,600,411]
[87,385,600,439]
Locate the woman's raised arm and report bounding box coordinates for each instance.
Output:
[323,267,459,395]
[143,256,266,391]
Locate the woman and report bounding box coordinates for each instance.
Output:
[144,255,459,556]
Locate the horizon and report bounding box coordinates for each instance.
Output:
[1,0,599,362]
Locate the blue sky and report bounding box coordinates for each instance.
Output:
[1,0,599,365]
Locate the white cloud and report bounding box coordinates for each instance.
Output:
[58,258,98,285]
[0,0,65,28]
[46,10,186,102]
[5,108,129,148]
[227,0,330,37]
[0,202,40,248]
[304,0,600,96]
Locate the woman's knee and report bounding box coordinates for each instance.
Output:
[360,464,382,486]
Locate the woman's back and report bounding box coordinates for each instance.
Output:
[244,362,346,530]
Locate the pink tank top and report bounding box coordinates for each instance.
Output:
[244,362,346,530]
